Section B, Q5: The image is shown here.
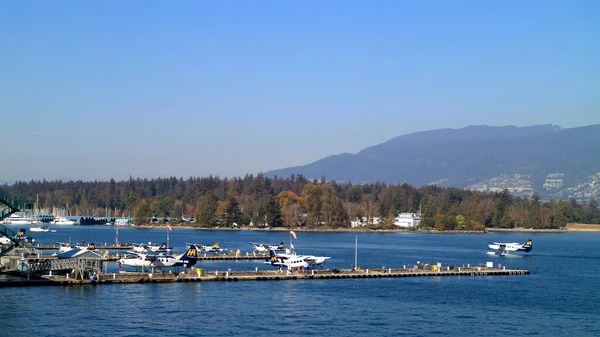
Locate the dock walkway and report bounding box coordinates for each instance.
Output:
[0,267,530,287]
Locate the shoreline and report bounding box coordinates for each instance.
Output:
[132,225,486,233]
[128,225,600,233]
[484,228,569,233]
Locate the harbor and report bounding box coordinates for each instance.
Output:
[0,218,595,336]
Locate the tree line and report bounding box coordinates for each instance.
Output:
[1,174,599,230]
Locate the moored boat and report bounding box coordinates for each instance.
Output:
[52,217,77,225]
[30,225,50,232]
[2,213,35,225]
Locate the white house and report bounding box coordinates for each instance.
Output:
[393,213,422,228]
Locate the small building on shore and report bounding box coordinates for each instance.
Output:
[393,213,421,228]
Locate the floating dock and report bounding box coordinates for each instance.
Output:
[0,266,530,287]
[23,253,269,262]
[36,245,134,250]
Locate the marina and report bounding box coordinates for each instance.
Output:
[2,223,532,288]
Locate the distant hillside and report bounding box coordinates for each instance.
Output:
[266,124,600,200]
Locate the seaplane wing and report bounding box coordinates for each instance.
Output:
[304,256,332,267]
[125,250,147,257]
[132,243,148,253]
[118,254,153,268]
[249,242,268,251]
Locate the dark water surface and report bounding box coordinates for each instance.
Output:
[1,227,599,336]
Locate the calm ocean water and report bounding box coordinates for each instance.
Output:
[1,226,599,336]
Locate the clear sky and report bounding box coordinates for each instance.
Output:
[1,1,598,182]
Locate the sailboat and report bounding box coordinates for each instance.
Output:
[105,207,114,226]
[53,204,77,225]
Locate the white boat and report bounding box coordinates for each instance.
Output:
[53,217,77,225]
[3,213,34,225]
[30,225,50,233]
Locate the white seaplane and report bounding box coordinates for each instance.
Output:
[118,244,199,270]
[487,239,533,255]
[132,242,170,253]
[249,242,286,253]
[265,250,332,270]
[197,242,223,253]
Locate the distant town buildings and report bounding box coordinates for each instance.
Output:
[544,173,564,190]
[563,173,600,202]
[351,213,421,228]
[463,172,600,202]
[466,174,535,197]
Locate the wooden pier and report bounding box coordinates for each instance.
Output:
[0,266,530,287]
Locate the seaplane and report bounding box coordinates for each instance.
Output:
[56,242,77,253]
[265,250,332,270]
[118,244,199,270]
[52,242,99,258]
[487,239,533,255]
[132,242,169,253]
[197,242,223,253]
[249,242,285,253]
[2,229,36,246]
[0,235,11,245]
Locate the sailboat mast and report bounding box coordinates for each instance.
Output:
[354,235,358,269]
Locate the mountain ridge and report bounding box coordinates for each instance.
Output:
[266,124,600,200]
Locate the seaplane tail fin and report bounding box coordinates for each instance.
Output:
[268,249,279,263]
[185,245,198,258]
[178,244,199,266]
[521,239,533,252]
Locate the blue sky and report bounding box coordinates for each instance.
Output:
[1,1,598,181]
